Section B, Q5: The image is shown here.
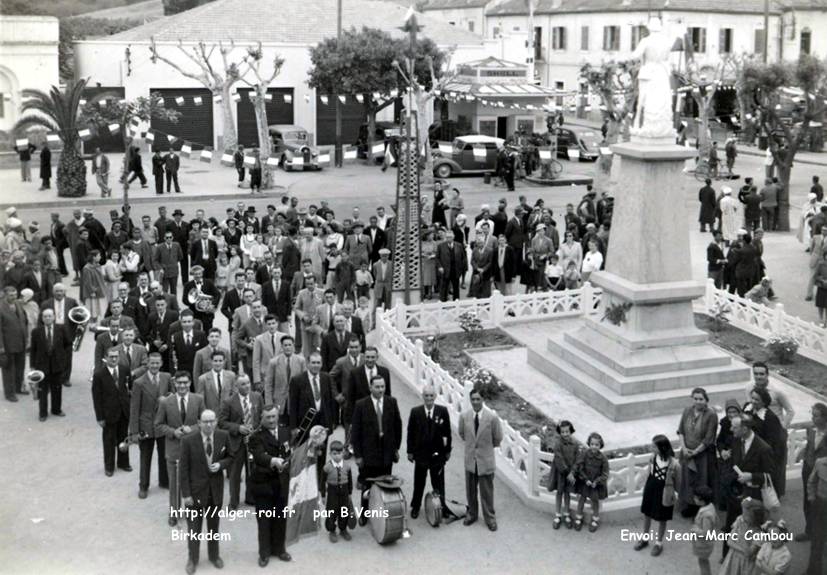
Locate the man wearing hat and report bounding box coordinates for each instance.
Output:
[373,248,394,310]
[343,222,372,268]
[0,285,28,401]
[169,209,190,285]
[82,210,106,254]
[243,207,260,234]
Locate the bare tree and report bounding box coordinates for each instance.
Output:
[239,42,284,190]
[149,37,241,150]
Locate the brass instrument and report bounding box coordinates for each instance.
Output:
[118,432,148,452]
[26,370,45,400]
[68,305,91,351]
[187,287,216,314]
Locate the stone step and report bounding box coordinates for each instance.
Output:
[527,346,748,421]
[546,336,750,396]
[563,329,733,377]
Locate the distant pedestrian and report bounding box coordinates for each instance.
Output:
[634,434,680,557]
[151,149,165,196]
[708,142,719,178]
[92,148,111,197]
[17,141,36,182]
[39,143,52,190]
[234,145,245,187]
[812,175,824,203]
[126,145,148,188]
[759,178,778,232]
[164,149,181,194]
[249,148,262,194]
[698,179,716,232]
[724,138,737,175]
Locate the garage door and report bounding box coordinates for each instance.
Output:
[81,86,125,154]
[150,88,213,151]
[236,88,294,147]
[315,94,364,146]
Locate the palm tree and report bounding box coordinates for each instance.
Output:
[14,79,88,197]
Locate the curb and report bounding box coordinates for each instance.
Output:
[0,187,288,211]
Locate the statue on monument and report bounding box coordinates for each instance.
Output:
[629,18,675,141]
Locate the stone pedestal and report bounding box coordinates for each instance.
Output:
[528,139,752,421]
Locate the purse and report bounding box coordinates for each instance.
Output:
[761,473,780,510]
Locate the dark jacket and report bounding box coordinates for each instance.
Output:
[730,433,773,500]
[351,394,402,467]
[436,241,467,278]
[179,429,234,507]
[406,404,452,464]
[261,279,291,323]
[218,391,264,452]
[151,154,165,176]
[731,243,760,280]
[40,147,52,179]
[698,185,717,224]
[344,364,392,421]
[29,323,71,376]
[91,365,130,424]
[288,371,335,434]
[247,425,290,508]
[706,241,725,272]
[0,300,28,354]
[170,329,208,374]
[320,330,351,373]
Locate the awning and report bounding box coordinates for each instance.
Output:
[443,81,567,98]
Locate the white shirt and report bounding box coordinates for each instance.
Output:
[743,432,754,456]
[53,298,65,324]
[212,370,224,395]
[373,396,383,415]
[581,251,604,274]
[365,365,377,382]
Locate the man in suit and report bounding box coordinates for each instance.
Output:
[344,346,391,422]
[170,311,207,381]
[350,374,402,521]
[437,230,467,302]
[195,350,235,411]
[329,336,362,422]
[220,272,247,338]
[289,352,334,441]
[155,230,183,295]
[146,280,179,313]
[93,320,123,369]
[372,248,394,310]
[260,267,291,334]
[492,235,518,295]
[470,234,494,299]
[321,313,351,373]
[707,230,726,289]
[316,289,338,334]
[192,328,229,385]
[366,215,386,263]
[154,371,205,526]
[242,268,262,301]
[23,258,51,304]
[182,265,220,331]
[343,222,372,268]
[99,299,137,333]
[218,374,263,510]
[0,286,29,401]
[130,352,171,498]
[148,298,177,372]
[179,409,233,574]
[247,405,293,566]
[167,209,190,284]
[92,348,133,476]
[252,315,288,391]
[255,252,278,285]
[151,149,165,195]
[40,283,78,387]
[233,300,266,381]
[30,308,71,420]
[113,327,148,386]
[294,275,323,358]
[798,403,827,542]
[504,206,526,276]
[407,385,452,518]
[458,386,503,531]
[189,230,219,281]
[263,335,305,412]
[164,149,181,194]
[337,300,365,349]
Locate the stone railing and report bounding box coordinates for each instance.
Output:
[377,287,813,516]
[702,278,827,365]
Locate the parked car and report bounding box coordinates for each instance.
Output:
[429,119,474,145]
[432,135,504,178]
[550,126,600,161]
[268,124,322,171]
[355,121,401,160]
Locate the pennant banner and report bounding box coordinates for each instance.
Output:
[193,96,203,106]
[244,155,255,167]
[356,94,364,104]
[181,143,192,157]
[168,135,178,145]
[371,142,385,155]
[264,93,273,101]
[266,157,279,167]
[175,96,185,106]
[16,138,29,149]
[214,95,222,104]
[78,129,92,141]
[284,442,321,546]
[284,94,293,104]
[538,149,552,161]
[46,134,60,144]
[318,153,331,165]
[79,99,87,106]
[343,148,357,160]
[199,149,213,163]
[320,95,329,105]
[145,131,155,143]
[221,153,234,166]
[231,93,241,102]
[157,97,165,107]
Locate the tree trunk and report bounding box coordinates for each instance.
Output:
[57,139,87,197]
[219,85,237,151]
[777,162,792,231]
[366,103,376,163]
[252,90,274,189]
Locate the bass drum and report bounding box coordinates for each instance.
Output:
[368,481,407,544]
[424,491,442,527]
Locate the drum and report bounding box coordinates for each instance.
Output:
[368,477,407,545]
[424,491,442,527]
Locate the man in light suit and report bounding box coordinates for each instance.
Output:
[458,386,503,531]
[154,230,183,295]
[195,350,236,412]
[329,336,362,433]
[154,371,205,526]
[263,335,305,412]
[252,315,288,391]
[129,353,171,498]
[233,301,266,381]
[192,328,229,385]
[316,289,339,334]
[243,268,262,301]
[343,222,372,268]
[92,348,132,476]
[94,320,123,369]
[337,300,365,349]
[113,327,148,386]
[230,288,256,370]
[294,275,323,359]
[218,375,263,510]
[372,248,393,311]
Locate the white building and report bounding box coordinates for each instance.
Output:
[781,1,827,60]
[421,0,495,35]
[0,15,60,135]
[73,0,493,151]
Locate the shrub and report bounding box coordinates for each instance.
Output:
[763,333,799,364]
[461,364,502,399]
[458,309,483,346]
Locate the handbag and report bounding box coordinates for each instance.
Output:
[761,473,780,510]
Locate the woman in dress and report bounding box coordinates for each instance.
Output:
[744,387,788,498]
[581,239,604,283]
[719,497,765,575]
[102,250,122,301]
[432,180,447,228]
[716,399,742,511]
[558,230,583,273]
[420,229,437,300]
[634,434,681,557]
[240,224,257,269]
[813,250,827,326]
[676,387,719,518]
[452,214,470,290]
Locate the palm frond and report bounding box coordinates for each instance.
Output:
[13,113,59,136]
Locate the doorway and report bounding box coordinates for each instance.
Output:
[497,116,508,139]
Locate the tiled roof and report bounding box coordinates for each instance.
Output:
[487,0,783,16]
[422,0,492,9]
[69,0,164,22]
[104,0,484,45]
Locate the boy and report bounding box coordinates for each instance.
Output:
[324,440,354,542]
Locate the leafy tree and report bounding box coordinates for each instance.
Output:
[14,80,89,197]
[738,55,827,231]
[162,0,216,15]
[308,27,400,161]
[149,38,242,150]
[79,92,181,204]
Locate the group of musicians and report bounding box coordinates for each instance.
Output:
[73,261,481,574]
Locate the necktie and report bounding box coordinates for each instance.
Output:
[216,372,222,398]
[474,412,480,434]
[338,332,343,346]
[285,358,292,384]
[47,326,53,350]
[274,280,280,293]
[271,334,277,353]
[376,399,383,435]
[351,355,357,367]
[242,396,250,425]
[186,333,191,347]
[205,437,213,459]
[179,396,186,421]
[311,375,320,402]
[126,347,132,369]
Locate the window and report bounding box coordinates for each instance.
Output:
[535,27,543,61]
[689,27,707,53]
[467,20,475,33]
[631,25,648,50]
[581,26,589,50]
[719,28,733,54]
[555,80,565,107]
[754,28,765,55]
[492,26,501,38]
[478,119,496,137]
[801,28,812,55]
[552,26,567,50]
[603,26,620,51]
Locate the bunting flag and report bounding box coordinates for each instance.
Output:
[284,441,321,547]
[181,143,192,157]
[221,153,234,166]
[78,129,92,141]
[372,92,381,101]
[175,96,185,105]
[472,145,486,160]
[266,157,279,167]
[46,134,60,144]
[567,148,580,160]
[538,149,552,160]
[371,142,385,155]
[145,131,155,143]
[390,89,398,97]
[168,135,178,145]
[438,142,452,154]
[600,147,612,156]
[356,94,364,104]
[99,99,108,108]
[264,93,273,101]
[79,99,87,106]
[318,152,331,165]
[338,95,346,104]
[157,97,165,107]
[343,147,357,160]
[118,99,127,104]
[193,96,203,106]
[16,138,29,150]
[320,95,329,105]
[231,93,241,102]
[284,94,293,104]
[244,155,255,167]
[199,149,213,163]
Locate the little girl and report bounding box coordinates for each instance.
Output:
[355,295,373,332]
[574,431,609,532]
[215,251,230,295]
[545,254,564,291]
[249,234,266,268]
[690,486,718,575]
[325,245,341,289]
[719,497,765,574]
[752,521,791,574]
[355,261,373,301]
[80,249,107,329]
[548,420,581,530]
[240,224,257,268]
[634,434,680,557]
[227,245,242,279]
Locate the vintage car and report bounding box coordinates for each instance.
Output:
[431,134,505,178]
[551,126,600,161]
[268,124,322,171]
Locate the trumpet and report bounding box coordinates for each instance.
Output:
[118,432,148,452]
[27,370,44,400]
[68,305,91,351]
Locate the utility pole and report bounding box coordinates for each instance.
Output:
[763,0,769,63]
[526,0,535,83]
[334,0,343,167]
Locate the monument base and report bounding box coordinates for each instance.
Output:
[391,289,421,307]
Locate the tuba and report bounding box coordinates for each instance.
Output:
[68,305,91,351]
[187,287,215,314]
[27,370,44,399]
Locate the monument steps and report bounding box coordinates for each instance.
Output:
[545,336,750,395]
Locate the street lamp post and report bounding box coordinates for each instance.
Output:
[335,0,343,167]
